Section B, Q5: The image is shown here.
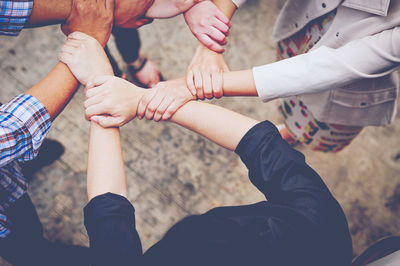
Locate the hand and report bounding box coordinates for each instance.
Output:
[61,0,114,47]
[137,78,196,121]
[186,45,229,99]
[59,32,113,85]
[84,76,145,128]
[184,1,230,53]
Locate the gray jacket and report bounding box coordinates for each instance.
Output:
[253,0,400,126]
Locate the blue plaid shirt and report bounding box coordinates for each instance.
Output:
[0,0,33,36]
[0,94,51,238]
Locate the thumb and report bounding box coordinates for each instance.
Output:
[91,115,121,128]
[60,23,70,37]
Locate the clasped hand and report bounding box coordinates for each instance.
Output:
[59,32,196,127]
[61,0,231,53]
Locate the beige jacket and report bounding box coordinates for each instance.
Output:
[253,0,400,126]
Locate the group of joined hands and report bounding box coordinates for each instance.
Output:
[59,0,235,128]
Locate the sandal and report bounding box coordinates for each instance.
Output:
[127,55,164,88]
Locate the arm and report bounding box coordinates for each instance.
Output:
[85,115,143,265]
[222,70,258,96]
[254,27,400,101]
[231,121,352,265]
[27,0,114,118]
[83,75,256,150]
[87,123,126,200]
[185,0,240,98]
[136,70,256,122]
[24,63,78,119]
[170,101,258,151]
[213,0,238,19]
[85,72,257,126]
[27,0,72,27]
[0,0,113,167]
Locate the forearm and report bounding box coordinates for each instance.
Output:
[25,62,78,119]
[170,101,258,151]
[222,70,258,96]
[27,0,72,27]
[87,123,127,201]
[213,0,237,19]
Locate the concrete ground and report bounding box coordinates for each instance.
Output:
[0,0,399,264]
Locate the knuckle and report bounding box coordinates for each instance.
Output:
[214,87,222,94]
[147,106,155,113]
[199,19,207,27]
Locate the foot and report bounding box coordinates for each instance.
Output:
[276,124,298,146]
[21,139,65,178]
[127,55,163,88]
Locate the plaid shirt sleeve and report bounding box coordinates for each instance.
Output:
[0,94,51,167]
[0,0,34,36]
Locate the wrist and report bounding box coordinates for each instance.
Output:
[196,43,219,56]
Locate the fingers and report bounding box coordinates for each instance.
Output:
[144,92,165,120]
[60,45,76,55]
[212,18,230,35]
[193,69,204,99]
[64,39,82,48]
[208,27,227,44]
[197,34,224,54]
[86,75,112,92]
[214,9,230,26]
[84,94,104,109]
[60,24,70,37]
[153,96,173,122]
[186,70,197,96]
[202,72,213,99]
[58,53,73,65]
[162,101,183,121]
[91,115,121,128]
[137,89,157,119]
[211,70,223,98]
[68,31,91,40]
[85,103,107,120]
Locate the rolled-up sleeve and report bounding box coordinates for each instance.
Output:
[0,94,51,167]
[84,193,143,266]
[253,27,400,102]
[0,0,34,36]
[234,121,352,264]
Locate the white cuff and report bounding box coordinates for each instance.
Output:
[231,0,245,8]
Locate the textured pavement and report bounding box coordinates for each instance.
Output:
[0,0,400,264]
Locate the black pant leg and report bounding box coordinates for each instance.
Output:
[84,193,143,266]
[112,26,141,64]
[0,194,90,266]
[0,194,47,265]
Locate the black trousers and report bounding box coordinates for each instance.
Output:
[0,194,90,266]
[105,27,141,77]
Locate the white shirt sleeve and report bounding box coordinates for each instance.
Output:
[231,0,246,8]
[253,27,400,102]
